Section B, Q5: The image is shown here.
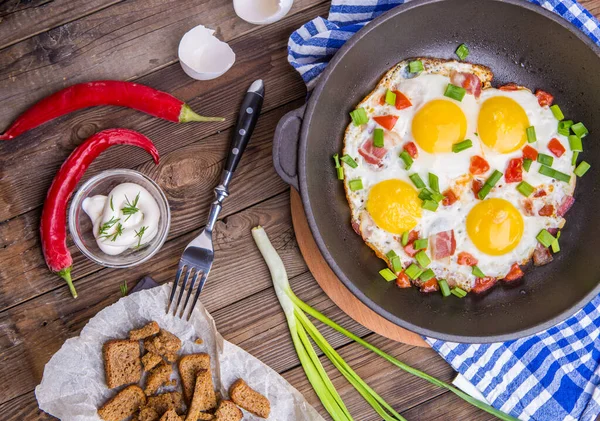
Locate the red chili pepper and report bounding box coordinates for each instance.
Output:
[40,129,160,297]
[0,81,224,140]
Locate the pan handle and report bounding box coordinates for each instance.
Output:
[273,105,306,191]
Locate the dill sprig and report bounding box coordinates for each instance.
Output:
[134,225,148,248]
[109,196,114,212]
[98,216,120,236]
[120,280,128,297]
[122,193,141,221]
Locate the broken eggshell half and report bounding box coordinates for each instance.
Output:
[233,0,293,25]
[178,25,236,81]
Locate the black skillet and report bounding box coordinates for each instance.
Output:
[273,0,600,342]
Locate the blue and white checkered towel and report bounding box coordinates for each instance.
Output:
[287,1,600,420]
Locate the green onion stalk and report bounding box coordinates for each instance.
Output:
[252,226,518,421]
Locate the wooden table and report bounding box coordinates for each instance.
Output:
[1,1,599,420]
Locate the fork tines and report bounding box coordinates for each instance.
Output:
[167,262,206,320]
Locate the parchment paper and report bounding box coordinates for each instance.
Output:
[35,283,325,421]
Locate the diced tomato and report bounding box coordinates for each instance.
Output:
[472,178,483,199]
[499,83,520,91]
[407,230,420,244]
[442,189,458,206]
[403,141,418,159]
[557,196,575,217]
[394,91,412,110]
[470,155,490,175]
[457,252,478,266]
[505,158,523,183]
[450,71,482,98]
[471,277,498,294]
[534,190,547,197]
[396,272,411,288]
[523,145,538,161]
[420,278,439,293]
[430,230,456,260]
[538,204,554,216]
[373,115,399,131]
[548,138,566,158]
[503,263,524,282]
[535,89,554,107]
[359,139,388,166]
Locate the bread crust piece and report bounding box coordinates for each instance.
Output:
[178,353,211,403]
[185,369,217,420]
[98,385,146,421]
[144,330,182,359]
[137,407,160,421]
[130,321,160,341]
[146,392,185,415]
[103,339,142,389]
[144,363,173,396]
[142,352,163,371]
[229,379,270,418]
[159,409,184,421]
[214,400,242,421]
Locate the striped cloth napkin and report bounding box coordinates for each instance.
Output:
[287,1,600,420]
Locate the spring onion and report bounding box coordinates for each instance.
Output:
[516,181,534,197]
[419,189,433,201]
[385,89,397,106]
[472,266,486,278]
[568,135,583,152]
[409,60,424,74]
[486,170,503,187]
[341,154,358,168]
[415,250,431,267]
[523,158,533,172]
[438,279,451,297]
[337,167,344,180]
[350,108,368,126]
[526,126,537,143]
[386,250,397,259]
[429,172,440,192]
[451,287,468,298]
[572,151,579,166]
[399,151,413,169]
[349,178,364,191]
[405,263,424,280]
[431,191,445,203]
[401,231,410,247]
[455,43,469,60]
[551,231,561,253]
[558,120,573,136]
[477,184,492,200]
[379,268,397,282]
[419,268,435,282]
[575,161,591,177]
[414,239,428,251]
[452,139,473,153]
[333,153,341,167]
[538,165,571,182]
[390,256,402,272]
[444,84,466,102]
[373,128,385,148]
[537,153,554,166]
[536,229,556,248]
[571,122,588,138]
[422,200,439,212]
[550,104,564,121]
[409,173,426,189]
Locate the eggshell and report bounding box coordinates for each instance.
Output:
[178,25,235,81]
[233,0,293,25]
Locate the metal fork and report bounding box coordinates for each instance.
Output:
[167,79,264,319]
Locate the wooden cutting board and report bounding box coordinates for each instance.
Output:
[290,189,429,347]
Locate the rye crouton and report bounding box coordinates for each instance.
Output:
[196,413,215,420]
[98,385,146,421]
[185,369,217,420]
[130,321,160,340]
[142,352,163,371]
[159,409,184,421]
[214,400,242,421]
[229,379,270,418]
[144,364,173,396]
[137,407,160,421]
[146,392,185,415]
[144,330,181,358]
[103,340,142,388]
[178,353,211,402]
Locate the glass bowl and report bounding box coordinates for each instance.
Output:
[69,169,171,268]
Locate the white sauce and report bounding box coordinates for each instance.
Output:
[82,183,160,255]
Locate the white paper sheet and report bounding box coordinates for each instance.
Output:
[35,283,325,421]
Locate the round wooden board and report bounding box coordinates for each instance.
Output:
[290,189,429,347]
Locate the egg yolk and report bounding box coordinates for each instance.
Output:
[412,99,467,153]
[367,179,422,234]
[466,198,524,255]
[478,96,529,153]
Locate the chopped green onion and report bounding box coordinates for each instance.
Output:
[550,104,564,121]
[523,158,533,172]
[571,151,579,166]
[422,200,439,212]
[455,43,469,60]
[414,239,428,250]
[390,256,402,273]
[373,128,385,148]
[575,161,591,177]
[399,151,414,169]
[379,268,397,282]
[409,60,424,74]
[444,84,466,102]
[537,153,554,166]
[405,263,423,280]
[386,250,397,260]
[516,181,534,197]
[571,122,588,138]
[385,89,397,106]
[401,231,410,247]
[336,167,344,180]
[451,287,467,298]
[526,126,537,143]
[438,279,451,297]
[419,269,436,282]
[538,165,571,182]
[333,153,341,167]
[429,173,440,192]
[409,173,426,189]
[341,154,358,168]
[349,178,364,191]
[486,170,503,187]
[472,266,486,278]
[477,184,493,200]
[452,139,473,153]
[418,188,433,201]
[551,231,561,253]
[536,229,556,248]
[350,108,369,126]
[431,191,445,203]
[568,135,583,152]
[558,120,573,136]
[415,251,431,267]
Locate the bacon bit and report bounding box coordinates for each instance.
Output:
[534,190,547,197]
[523,145,538,161]
[503,263,524,282]
[533,244,553,266]
[404,141,418,158]
[403,230,421,257]
[472,277,498,293]
[538,204,554,216]
[359,139,388,166]
[505,158,523,183]
[394,91,412,110]
[557,196,575,217]
[548,228,559,236]
[396,272,411,288]
[535,89,554,107]
[548,138,566,158]
[472,179,484,199]
[351,220,360,235]
[522,199,534,216]
[499,83,520,91]
[450,70,482,98]
[470,155,490,175]
[408,230,420,243]
[420,278,439,293]
[457,252,478,266]
[430,230,456,260]
[373,115,399,131]
[442,189,458,206]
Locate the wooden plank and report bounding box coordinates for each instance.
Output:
[0,1,327,222]
[402,390,496,421]
[0,1,123,50]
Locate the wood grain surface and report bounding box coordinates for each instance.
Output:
[1,1,599,420]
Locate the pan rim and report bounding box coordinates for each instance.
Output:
[297,0,600,343]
